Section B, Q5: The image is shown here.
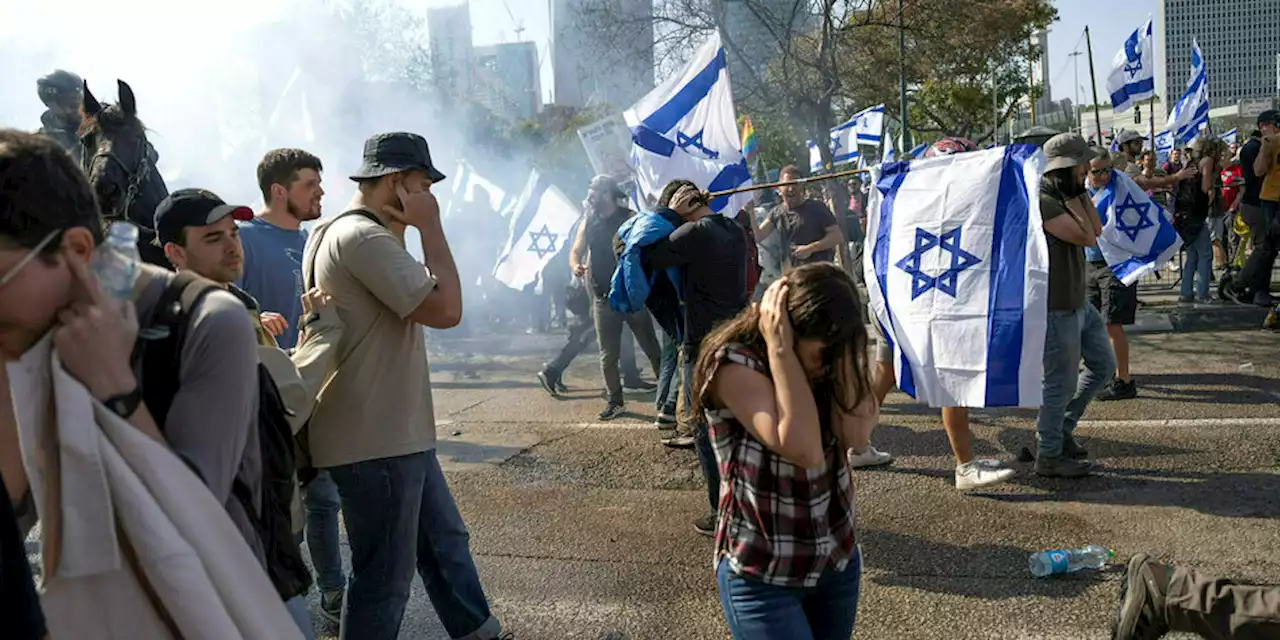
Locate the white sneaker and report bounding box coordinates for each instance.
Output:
[847,445,894,468]
[954,459,1015,490]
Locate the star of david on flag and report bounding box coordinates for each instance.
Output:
[1089,169,1182,285]
[493,169,582,291]
[865,145,1050,409]
[1107,18,1156,114]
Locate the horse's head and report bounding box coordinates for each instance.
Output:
[79,80,170,263]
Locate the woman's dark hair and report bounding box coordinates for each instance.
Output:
[692,262,872,422]
[1042,166,1085,201]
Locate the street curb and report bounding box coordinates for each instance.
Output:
[1133,304,1271,333]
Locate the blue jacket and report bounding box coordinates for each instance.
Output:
[609,210,683,340]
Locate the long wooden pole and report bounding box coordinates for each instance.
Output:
[1085,26,1104,144]
[709,167,870,199]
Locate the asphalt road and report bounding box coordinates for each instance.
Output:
[300,325,1280,640]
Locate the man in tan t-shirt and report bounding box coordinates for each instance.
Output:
[303,132,503,640]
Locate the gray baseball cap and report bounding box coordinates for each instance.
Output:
[1043,133,1098,173]
[1115,130,1143,145]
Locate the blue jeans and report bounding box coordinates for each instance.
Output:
[1180,227,1213,300]
[655,332,681,415]
[1037,304,1116,458]
[304,470,345,592]
[716,548,862,640]
[328,451,501,640]
[683,350,720,513]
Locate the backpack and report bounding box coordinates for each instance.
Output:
[132,271,312,602]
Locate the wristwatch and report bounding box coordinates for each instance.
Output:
[102,387,142,419]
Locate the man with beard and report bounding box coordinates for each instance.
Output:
[35,70,84,163]
[238,149,325,349]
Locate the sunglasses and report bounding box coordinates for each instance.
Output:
[0,230,60,291]
[1089,168,1111,175]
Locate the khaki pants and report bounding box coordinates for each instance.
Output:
[1167,564,1280,639]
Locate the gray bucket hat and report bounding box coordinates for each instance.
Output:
[1043,133,1098,173]
[349,132,447,182]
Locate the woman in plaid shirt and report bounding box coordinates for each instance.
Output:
[692,263,878,639]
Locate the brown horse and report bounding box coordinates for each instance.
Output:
[80,79,170,266]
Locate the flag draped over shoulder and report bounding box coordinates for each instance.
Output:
[1107,18,1156,113]
[1090,169,1182,285]
[1168,40,1209,145]
[493,170,581,291]
[864,145,1050,408]
[625,33,752,216]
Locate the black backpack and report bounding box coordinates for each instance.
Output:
[132,271,312,601]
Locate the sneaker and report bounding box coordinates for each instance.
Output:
[653,412,677,427]
[623,378,658,391]
[661,433,696,449]
[555,380,569,394]
[1034,454,1091,478]
[1097,378,1138,401]
[954,459,1016,490]
[319,587,344,625]
[847,445,894,468]
[536,369,560,398]
[599,402,625,421]
[1176,295,1194,304]
[693,514,717,537]
[1111,554,1171,640]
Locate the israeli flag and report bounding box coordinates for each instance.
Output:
[864,145,1049,408]
[908,142,929,158]
[625,32,752,216]
[1107,18,1156,113]
[1168,40,1209,145]
[882,132,897,163]
[1090,169,1182,285]
[447,160,512,219]
[808,140,824,172]
[493,170,582,291]
[1154,129,1175,164]
[1222,128,1238,145]
[830,104,884,165]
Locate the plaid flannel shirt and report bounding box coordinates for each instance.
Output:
[703,344,858,588]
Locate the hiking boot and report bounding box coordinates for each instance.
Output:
[1097,378,1138,401]
[847,444,893,468]
[1034,454,1091,478]
[693,514,717,537]
[1062,434,1089,460]
[319,587,345,625]
[954,459,1016,491]
[623,378,657,391]
[599,402,625,421]
[536,369,561,398]
[1111,554,1171,640]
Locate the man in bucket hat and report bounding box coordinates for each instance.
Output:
[304,133,505,639]
[1034,133,1115,480]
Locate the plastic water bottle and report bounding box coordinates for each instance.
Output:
[1029,545,1114,577]
[93,222,141,301]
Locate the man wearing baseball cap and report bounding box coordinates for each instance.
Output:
[1034,133,1115,479]
[1227,110,1280,307]
[303,133,503,639]
[1113,128,1198,192]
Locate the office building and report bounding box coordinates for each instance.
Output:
[1156,0,1280,110]
[428,3,475,98]
[1033,29,1054,116]
[473,42,541,122]
[551,0,654,109]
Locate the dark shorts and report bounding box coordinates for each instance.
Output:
[1086,261,1137,326]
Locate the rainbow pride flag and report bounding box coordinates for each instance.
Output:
[739,115,759,163]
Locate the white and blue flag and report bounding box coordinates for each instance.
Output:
[882,132,897,163]
[493,170,581,291]
[447,160,512,219]
[830,104,884,165]
[1168,40,1209,145]
[624,32,752,216]
[1090,169,1182,285]
[908,142,929,158]
[864,145,1050,408]
[1221,128,1238,145]
[1107,18,1156,113]
[1154,129,1175,164]
[808,140,824,172]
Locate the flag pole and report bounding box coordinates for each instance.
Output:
[709,167,869,199]
[1085,26,1104,144]
[1148,97,1156,150]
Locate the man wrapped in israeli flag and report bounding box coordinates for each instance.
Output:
[865,144,1050,410]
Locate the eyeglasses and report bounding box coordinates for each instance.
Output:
[1089,168,1111,175]
[0,230,60,291]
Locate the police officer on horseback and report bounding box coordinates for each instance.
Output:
[36,69,85,163]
